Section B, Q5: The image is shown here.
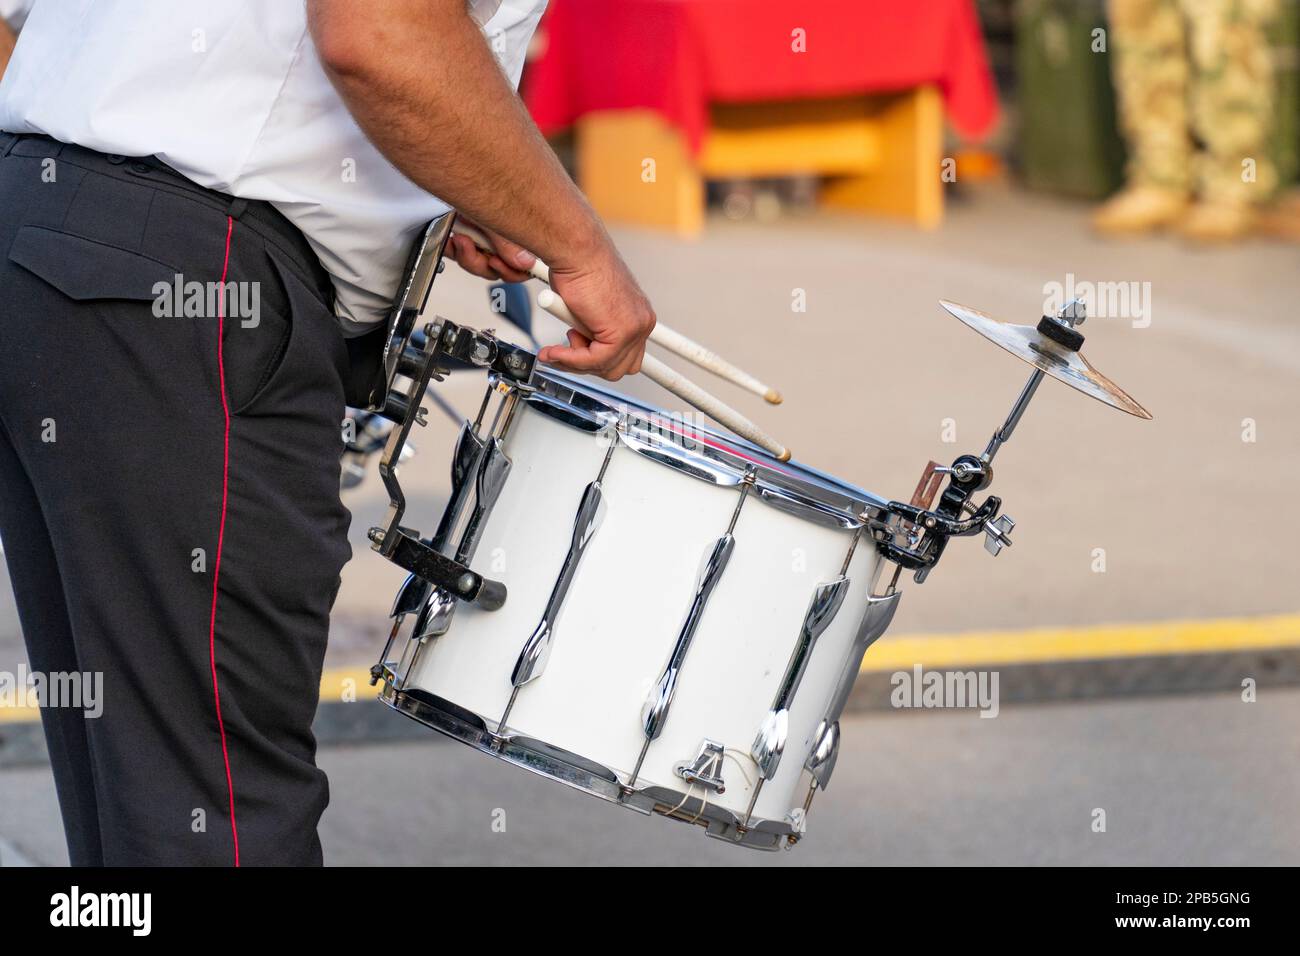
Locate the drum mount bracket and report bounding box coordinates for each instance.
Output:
[870,302,1096,583]
[365,212,536,611]
[870,453,1008,584]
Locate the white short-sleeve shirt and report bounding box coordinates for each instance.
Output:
[0,0,548,334]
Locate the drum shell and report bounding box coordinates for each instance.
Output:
[406,394,882,825]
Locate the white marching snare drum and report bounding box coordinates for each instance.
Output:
[377,370,902,850]
[368,239,1148,850]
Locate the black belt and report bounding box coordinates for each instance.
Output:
[0,131,332,305]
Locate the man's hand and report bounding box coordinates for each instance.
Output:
[539,252,655,379]
[446,219,535,284]
[309,0,654,381]
[447,220,655,380]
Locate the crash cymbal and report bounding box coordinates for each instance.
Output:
[938,300,1152,420]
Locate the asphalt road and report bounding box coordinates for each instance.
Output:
[2,687,1296,866]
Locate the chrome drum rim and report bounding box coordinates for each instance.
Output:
[522,370,888,531]
[379,679,799,852]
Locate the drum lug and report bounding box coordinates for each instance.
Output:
[630,473,752,789]
[641,533,736,742]
[674,739,728,794]
[369,568,434,686]
[751,575,850,781]
[427,425,488,556]
[422,437,515,640]
[802,589,901,790]
[628,531,736,788]
[509,476,608,688]
[495,440,618,735]
[840,590,901,710]
[804,719,841,792]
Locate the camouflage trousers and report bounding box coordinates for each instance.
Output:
[1108,0,1280,202]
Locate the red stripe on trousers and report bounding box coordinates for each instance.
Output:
[208,215,240,865]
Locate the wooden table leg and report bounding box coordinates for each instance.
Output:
[574,85,945,234]
[819,85,944,229]
[576,109,705,236]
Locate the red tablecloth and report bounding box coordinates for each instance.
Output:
[525,0,999,153]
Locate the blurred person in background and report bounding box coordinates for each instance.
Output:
[1093,0,1281,241]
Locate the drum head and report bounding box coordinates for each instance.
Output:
[527,370,888,525]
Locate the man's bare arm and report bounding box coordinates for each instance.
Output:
[0,19,17,78]
[308,0,653,379]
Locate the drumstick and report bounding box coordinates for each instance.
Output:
[536,288,792,462]
[640,323,784,405]
[454,223,553,284]
[452,224,784,405]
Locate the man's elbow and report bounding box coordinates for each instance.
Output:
[307,0,370,79]
[308,0,466,80]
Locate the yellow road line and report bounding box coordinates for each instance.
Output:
[3,613,1299,725]
[860,613,1300,670]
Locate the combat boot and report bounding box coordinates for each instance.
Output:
[1092,186,1189,236]
[1259,191,1300,243]
[1175,200,1258,243]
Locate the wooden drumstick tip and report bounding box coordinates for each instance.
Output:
[777,448,792,463]
[764,388,784,405]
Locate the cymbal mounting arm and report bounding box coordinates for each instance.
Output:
[982,369,1043,465]
[874,299,1089,581]
[983,299,1084,465]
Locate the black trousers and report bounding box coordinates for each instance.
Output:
[0,133,360,865]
